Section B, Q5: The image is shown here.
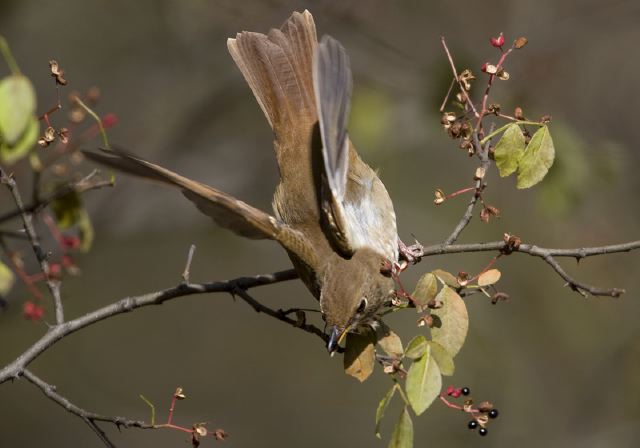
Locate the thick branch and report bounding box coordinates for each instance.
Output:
[0,269,298,384]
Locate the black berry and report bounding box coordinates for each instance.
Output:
[479,428,488,436]
[468,420,478,430]
[489,409,499,419]
[461,387,471,396]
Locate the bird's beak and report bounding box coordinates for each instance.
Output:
[327,325,349,356]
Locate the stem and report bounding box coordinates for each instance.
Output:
[72,97,110,149]
[0,36,21,75]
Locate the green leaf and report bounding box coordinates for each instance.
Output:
[412,272,438,311]
[404,335,427,360]
[344,330,376,382]
[516,125,555,189]
[432,269,459,288]
[430,286,469,357]
[0,261,15,296]
[494,123,525,177]
[427,341,455,376]
[388,406,413,448]
[0,116,38,165]
[77,209,94,252]
[0,75,36,145]
[477,268,501,286]
[405,344,442,415]
[376,322,403,358]
[51,190,83,229]
[375,384,398,438]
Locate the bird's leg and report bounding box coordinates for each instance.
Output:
[398,238,424,267]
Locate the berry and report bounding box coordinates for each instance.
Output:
[490,33,505,48]
[468,420,478,430]
[489,409,499,419]
[461,387,471,396]
[479,428,488,436]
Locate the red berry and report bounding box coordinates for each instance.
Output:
[490,33,505,48]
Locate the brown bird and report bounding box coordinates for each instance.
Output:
[84,10,415,352]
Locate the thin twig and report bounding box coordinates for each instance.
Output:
[22,369,150,447]
[1,168,64,323]
[0,170,113,225]
[440,37,479,118]
[419,239,640,297]
[232,287,329,344]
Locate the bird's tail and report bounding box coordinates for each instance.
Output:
[227,10,318,151]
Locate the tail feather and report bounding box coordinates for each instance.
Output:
[227,10,317,139]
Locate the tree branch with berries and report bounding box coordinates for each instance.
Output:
[0,29,638,448]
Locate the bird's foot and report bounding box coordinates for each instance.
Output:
[398,239,424,267]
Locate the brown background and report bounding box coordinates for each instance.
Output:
[1,0,639,446]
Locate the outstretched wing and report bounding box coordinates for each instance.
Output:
[83,148,316,266]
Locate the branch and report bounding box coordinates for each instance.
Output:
[22,369,149,447]
[0,169,113,225]
[1,167,65,323]
[0,269,298,384]
[421,239,640,297]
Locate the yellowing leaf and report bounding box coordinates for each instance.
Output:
[404,335,427,360]
[427,341,455,376]
[344,331,376,382]
[432,269,459,288]
[478,269,501,286]
[494,123,525,177]
[0,75,36,145]
[375,384,398,438]
[0,261,15,296]
[412,273,438,312]
[430,286,469,356]
[517,125,555,189]
[0,116,38,165]
[376,322,403,358]
[388,406,413,448]
[405,344,442,415]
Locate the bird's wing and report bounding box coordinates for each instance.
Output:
[83,148,317,267]
[313,35,355,258]
[313,35,399,262]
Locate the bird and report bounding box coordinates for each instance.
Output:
[84,10,416,353]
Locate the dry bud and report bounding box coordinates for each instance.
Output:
[478,401,495,412]
[514,37,528,49]
[213,429,229,441]
[434,189,446,205]
[459,69,475,91]
[483,63,498,75]
[37,137,49,147]
[44,126,56,142]
[497,69,510,81]
[491,292,510,304]
[174,387,186,400]
[487,103,501,114]
[49,59,67,85]
[514,107,525,120]
[58,127,70,144]
[540,114,552,123]
[86,86,101,104]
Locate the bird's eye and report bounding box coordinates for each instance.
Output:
[357,298,367,313]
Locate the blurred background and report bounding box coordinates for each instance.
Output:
[1,0,640,446]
